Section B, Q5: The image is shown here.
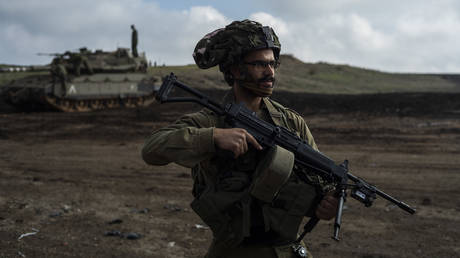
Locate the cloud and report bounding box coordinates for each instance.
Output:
[245,1,460,73]
[176,6,230,49]
[0,0,229,66]
[349,14,393,50]
[397,10,460,37]
[1,0,460,72]
[249,12,289,37]
[246,12,393,65]
[186,6,229,25]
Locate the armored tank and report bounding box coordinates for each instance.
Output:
[1,47,159,112]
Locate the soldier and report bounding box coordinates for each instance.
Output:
[79,47,91,54]
[142,20,338,258]
[50,56,67,96]
[131,24,138,57]
[78,47,94,74]
[65,51,93,76]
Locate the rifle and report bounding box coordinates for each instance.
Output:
[156,73,416,241]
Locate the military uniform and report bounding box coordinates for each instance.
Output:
[50,57,68,96]
[142,18,334,258]
[131,25,138,57]
[143,91,324,258]
[68,53,93,76]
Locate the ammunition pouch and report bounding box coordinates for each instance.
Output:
[191,146,319,247]
[264,177,318,241]
[251,146,318,242]
[191,171,252,248]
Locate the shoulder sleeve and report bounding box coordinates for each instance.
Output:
[284,108,318,151]
[142,109,217,168]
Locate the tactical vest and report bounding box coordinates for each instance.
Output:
[190,98,324,250]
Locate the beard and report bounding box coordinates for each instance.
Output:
[237,73,276,97]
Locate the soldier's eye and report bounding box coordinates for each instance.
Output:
[244,60,280,69]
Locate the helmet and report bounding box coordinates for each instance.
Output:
[251,145,294,202]
[193,20,281,74]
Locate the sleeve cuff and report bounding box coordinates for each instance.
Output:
[199,127,216,154]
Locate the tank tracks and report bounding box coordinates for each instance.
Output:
[45,94,156,112]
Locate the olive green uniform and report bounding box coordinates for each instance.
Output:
[143,91,325,258]
[131,26,138,57]
[50,57,68,96]
[69,54,93,76]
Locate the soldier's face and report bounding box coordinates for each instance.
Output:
[242,48,276,89]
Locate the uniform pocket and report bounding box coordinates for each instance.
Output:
[217,171,250,192]
[263,180,318,241]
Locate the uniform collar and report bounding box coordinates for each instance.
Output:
[262,97,284,126]
[221,89,284,127]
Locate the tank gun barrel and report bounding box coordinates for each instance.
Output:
[37,53,64,57]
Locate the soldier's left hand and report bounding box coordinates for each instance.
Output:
[315,193,339,220]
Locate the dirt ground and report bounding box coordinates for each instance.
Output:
[0,92,459,258]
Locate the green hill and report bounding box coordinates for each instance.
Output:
[148,54,460,94]
[2,54,460,94]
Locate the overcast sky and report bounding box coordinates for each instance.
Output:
[1,0,460,73]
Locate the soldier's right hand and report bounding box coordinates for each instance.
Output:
[213,128,263,158]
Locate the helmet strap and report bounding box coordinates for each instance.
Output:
[262,26,276,48]
[238,80,274,97]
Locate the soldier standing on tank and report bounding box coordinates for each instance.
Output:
[131,24,138,57]
[142,20,339,258]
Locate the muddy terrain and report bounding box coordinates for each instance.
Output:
[0,91,459,258]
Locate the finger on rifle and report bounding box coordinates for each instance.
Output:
[245,131,263,150]
[241,134,248,154]
[235,140,244,158]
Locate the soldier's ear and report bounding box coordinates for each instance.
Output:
[230,64,240,79]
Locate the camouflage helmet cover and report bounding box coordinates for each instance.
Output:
[193,19,281,72]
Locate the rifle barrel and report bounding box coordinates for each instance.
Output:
[347,173,416,214]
